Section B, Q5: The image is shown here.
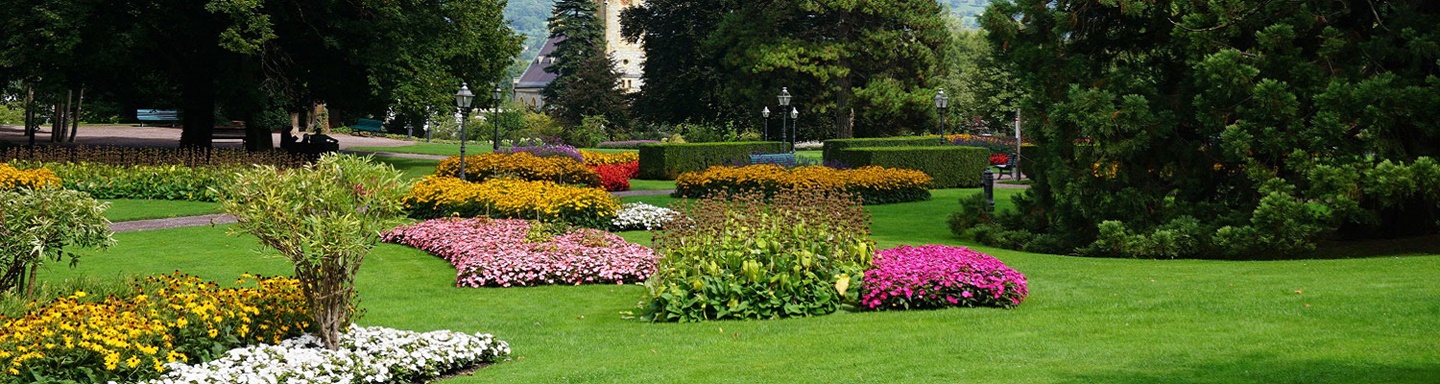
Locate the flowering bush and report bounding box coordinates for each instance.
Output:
[384,218,658,287]
[590,161,639,191]
[404,177,620,228]
[0,163,59,190]
[673,164,932,204]
[859,245,1029,310]
[436,152,600,187]
[498,142,584,162]
[990,153,1010,166]
[946,134,1025,156]
[579,150,639,165]
[142,325,509,384]
[0,273,309,383]
[612,202,677,231]
[642,190,874,322]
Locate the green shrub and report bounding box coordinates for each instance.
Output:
[637,141,786,180]
[833,146,990,188]
[0,188,115,296]
[822,136,943,162]
[641,190,874,322]
[36,162,235,201]
[1017,143,1040,179]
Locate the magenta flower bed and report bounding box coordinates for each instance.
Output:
[383,218,658,287]
[859,245,1029,310]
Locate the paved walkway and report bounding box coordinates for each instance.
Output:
[111,214,237,233]
[0,124,413,150]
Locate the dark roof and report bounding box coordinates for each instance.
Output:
[516,37,561,90]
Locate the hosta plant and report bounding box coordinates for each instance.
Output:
[859,245,1029,310]
[384,218,657,287]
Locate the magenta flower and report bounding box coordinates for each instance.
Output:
[859,245,1028,310]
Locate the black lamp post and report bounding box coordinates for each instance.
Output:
[491,85,503,151]
[455,83,474,181]
[934,88,949,135]
[789,107,799,153]
[778,87,791,151]
[762,107,770,141]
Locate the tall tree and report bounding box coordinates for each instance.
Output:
[543,0,627,130]
[621,0,738,124]
[968,0,1440,258]
[544,0,603,80]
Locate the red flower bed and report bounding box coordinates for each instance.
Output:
[588,161,639,192]
[989,153,1010,166]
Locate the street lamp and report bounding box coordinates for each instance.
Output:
[789,108,799,153]
[491,85,503,151]
[762,107,770,141]
[778,87,792,151]
[455,82,474,181]
[934,88,949,135]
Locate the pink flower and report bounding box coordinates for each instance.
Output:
[858,245,1028,310]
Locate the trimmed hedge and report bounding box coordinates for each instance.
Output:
[822,136,944,162]
[833,146,990,188]
[637,141,786,180]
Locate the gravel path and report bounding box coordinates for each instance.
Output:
[110,214,237,233]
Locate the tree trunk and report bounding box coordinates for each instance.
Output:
[243,111,274,152]
[835,74,854,139]
[68,87,84,143]
[180,75,217,149]
[24,85,36,147]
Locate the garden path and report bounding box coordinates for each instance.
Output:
[0,124,412,149]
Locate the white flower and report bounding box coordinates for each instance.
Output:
[612,202,678,231]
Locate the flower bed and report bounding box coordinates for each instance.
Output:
[498,142,584,162]
[435,152,600,187]
[859,245,1029,310]
[989,153,1010,166]
[595,140,660,149]
[384,218,658,287]
[673,164,932,204]
[579,150,639,165]
[0,273,309,383]
[143,325,509,384]
[0,163,60,190]
[404,176,620,228]
[589,161,639,192]
[612,202,677,231]
[0,145,307,168]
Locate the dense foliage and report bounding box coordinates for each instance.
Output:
[859,245,1028,310]
[39,163,233,201]
[969,0,1440,258]
[384,218,657,287]
[0,273,309,383]
[637,141,786,179]
[673,164,933,205]
[404,176,620,229]
[641,190,874,322]
[437,152,602,187]
[831,146,991,188]
[821,136,945,162]
[216,155,409,350]
[0,188,113,296]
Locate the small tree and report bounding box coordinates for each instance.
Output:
[0,188,115,297]
[215,154,409,349]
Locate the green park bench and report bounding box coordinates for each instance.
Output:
[749,153,797,167]
[352,118,384,135]
[136,109,179,127]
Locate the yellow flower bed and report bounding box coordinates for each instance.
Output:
[405,176,620,228]
[0,164,60,190]
[436,152,600,187]
[674,164,933,204]
[0,273,308,382]
[580,150,639,166]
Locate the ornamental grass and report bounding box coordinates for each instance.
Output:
[579,150,639,165]
[436,152,601,187]
[0,163,60,190]
[384,218,657,287]
[859,245,1029,310]
[404,176,620,229]
[0,273,309,383]
[673,164,933,204]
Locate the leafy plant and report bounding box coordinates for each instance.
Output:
[641,189,874,322]
[0,188,114,296]
[215,154,409,350]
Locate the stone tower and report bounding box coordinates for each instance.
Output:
[598,0,644,93]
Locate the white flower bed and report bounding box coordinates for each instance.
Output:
[612,202,677,231]
[138,325,509,384]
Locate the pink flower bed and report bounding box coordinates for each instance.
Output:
[859,245,1029,310]
[383,218,658,287]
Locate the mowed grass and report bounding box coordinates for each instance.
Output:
[103,199,220,222]
[36,188,1440,383]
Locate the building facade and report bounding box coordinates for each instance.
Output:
[513,0,645,108]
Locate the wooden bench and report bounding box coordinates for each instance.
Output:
[995,155,1017,179]
[352,118,384,135]
[749,153,797,167]
[137,109,179,127]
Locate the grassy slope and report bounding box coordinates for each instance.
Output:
[103,199,221,222]
[37,189,1440,383]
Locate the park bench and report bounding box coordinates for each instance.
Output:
[995,155,1017,179]
[136,109,179,127]
[749,153,796,167]
[352,118,384,135]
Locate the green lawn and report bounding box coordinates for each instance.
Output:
[628,179,676,191]
[372,155,440,181]
[103,199,220,222]
[36,188,1440,383]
